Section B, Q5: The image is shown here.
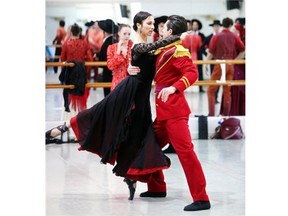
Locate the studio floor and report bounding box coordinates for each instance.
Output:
[46,68,245,216]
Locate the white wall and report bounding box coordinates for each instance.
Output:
[46,3,117,44]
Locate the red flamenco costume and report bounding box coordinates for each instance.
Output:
[69,36,180,182]
[107,40,133,91]
[60,37,93,113]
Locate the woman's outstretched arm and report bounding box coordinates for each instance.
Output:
[132,35,180,60]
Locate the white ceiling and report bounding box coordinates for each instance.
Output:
[46,0,215,6]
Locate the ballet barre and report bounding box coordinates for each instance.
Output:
[45,59,245,67]
[46,59,245,88]
[46,80,245,89]
[46,56,60,60]
[46,44,62,48]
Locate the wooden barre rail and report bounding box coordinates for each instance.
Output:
[46,56,60,60]
[46,44,62,48]
[45,59,245,67]
[46,80,245,89]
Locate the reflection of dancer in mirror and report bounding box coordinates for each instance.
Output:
[96,19,119,97]
[52,20,66,74]
[203,20,222,104]
[153,15,168,41]
[206,17,245,116]
[84,21,104,80]
[107,24,133,91]
[60,23,93,114]
[46,11,181,201]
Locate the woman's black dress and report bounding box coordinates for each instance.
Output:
[70,36,180,182]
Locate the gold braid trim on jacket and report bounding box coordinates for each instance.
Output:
[173,45,191,58]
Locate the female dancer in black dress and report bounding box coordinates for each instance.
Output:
[46,11,180,200]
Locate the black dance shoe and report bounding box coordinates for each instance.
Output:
[123,178,137,200]
[163,144,176,154]
[139,191,166,198]
[183,201,211,211]
[46,122,70,144]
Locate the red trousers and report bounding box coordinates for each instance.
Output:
[148,116,209,201]
[207,64,234,116]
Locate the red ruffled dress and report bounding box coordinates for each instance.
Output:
[61,38,93,112]
[106,40,133,91]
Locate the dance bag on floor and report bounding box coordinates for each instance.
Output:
[211,117,244,140]
[220,117,244,139]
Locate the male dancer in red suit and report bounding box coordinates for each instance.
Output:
[128,15,210,212]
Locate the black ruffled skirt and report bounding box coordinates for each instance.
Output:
[70,76,170,182]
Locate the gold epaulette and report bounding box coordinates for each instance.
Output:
[173,45,191,58]
[154,40,182,55]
